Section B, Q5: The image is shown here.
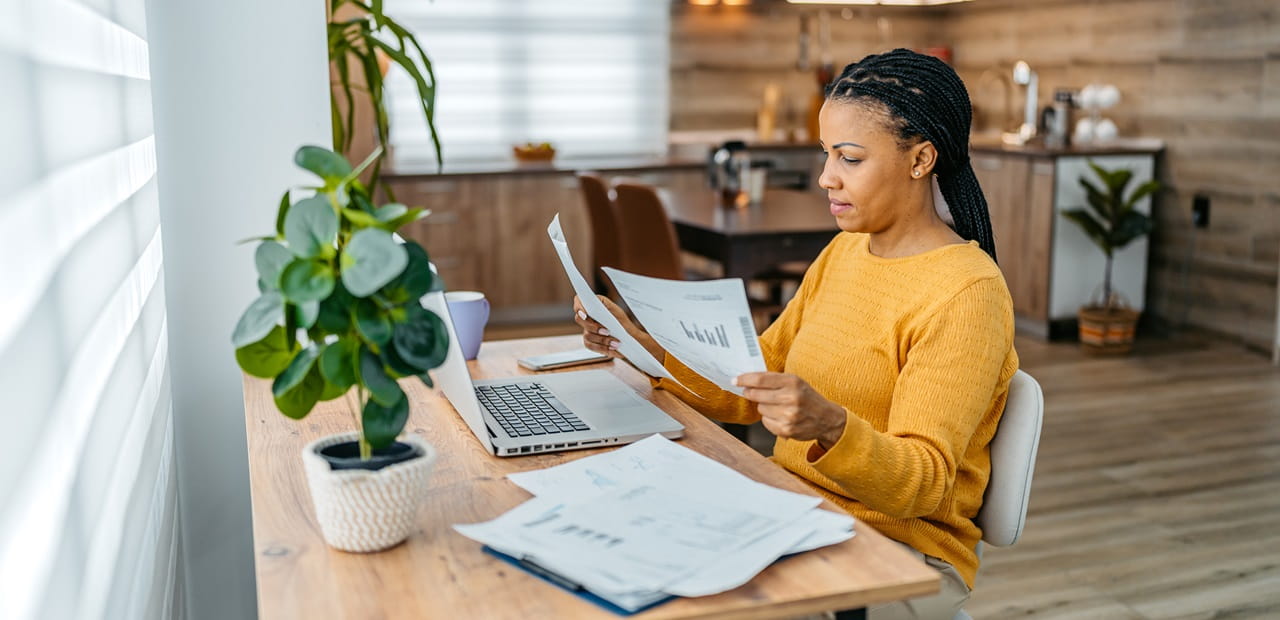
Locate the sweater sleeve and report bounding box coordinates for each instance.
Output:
[652,238,838,424]
[807,276,1014,519]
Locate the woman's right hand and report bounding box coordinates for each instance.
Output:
[572,295,666,362]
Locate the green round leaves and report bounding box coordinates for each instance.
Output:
[235,325,298,378]
[392,308,449,371]
[341,229,408,297]
[272,346,324,419]
[232,291,284,348]
[362,396,409,451]
[254,241,293,290]
[295,145,353,183]
[284,196,338,259]
[280,258,336,303]
[359,347,404,408]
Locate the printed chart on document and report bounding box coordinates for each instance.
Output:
[602,267,765,396]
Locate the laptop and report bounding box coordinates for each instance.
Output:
[420,291,684,457]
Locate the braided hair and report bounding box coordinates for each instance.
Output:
[825,48,997,262]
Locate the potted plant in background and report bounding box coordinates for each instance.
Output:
[232,145,450,552]
[328,0,442,195]
[1063,160,1160,354]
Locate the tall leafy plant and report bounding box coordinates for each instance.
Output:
[232,146,449,459]
[329,0,442,192]
[1063,161,1160,311]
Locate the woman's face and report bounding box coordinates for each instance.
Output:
[816,100,923,234]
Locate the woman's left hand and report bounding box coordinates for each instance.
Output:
[735,372,846,449]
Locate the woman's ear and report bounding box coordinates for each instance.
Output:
[910,141,938,178]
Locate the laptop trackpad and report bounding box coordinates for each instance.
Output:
[557,389,652,418]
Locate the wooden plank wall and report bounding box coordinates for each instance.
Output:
[943,0,1280,352]
[670,3,939,132]
[671,0,1280,352]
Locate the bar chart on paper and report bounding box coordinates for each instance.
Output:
[679,320,730,349]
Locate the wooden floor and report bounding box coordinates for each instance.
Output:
[964,334,1280,620]
[490,324,1280,619]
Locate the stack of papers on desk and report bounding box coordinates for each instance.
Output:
[453,435,855,613]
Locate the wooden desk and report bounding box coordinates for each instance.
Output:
[244,335,939,619]
[658,188,840,280]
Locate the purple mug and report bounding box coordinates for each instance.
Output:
[445,291,489,361]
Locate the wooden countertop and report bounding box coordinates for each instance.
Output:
[384,155,705,181]
[244,335,940,619]
[969,135,1165,158]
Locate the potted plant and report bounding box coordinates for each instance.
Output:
[232,145,450,552]
[1063,160,1160,354]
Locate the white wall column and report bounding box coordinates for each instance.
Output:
[145,1,331,617]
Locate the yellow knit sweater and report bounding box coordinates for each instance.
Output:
[655,232,1019,588]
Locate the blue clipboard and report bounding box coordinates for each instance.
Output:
[482,546,677,616]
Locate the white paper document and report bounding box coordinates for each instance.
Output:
[546,215,687,390]
[455,436,855,610]
[600,267,767,396]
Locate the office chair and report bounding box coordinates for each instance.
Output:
[576,172,625,294]
[954,369,1044,620]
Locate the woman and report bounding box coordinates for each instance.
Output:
[575,48,1018,619]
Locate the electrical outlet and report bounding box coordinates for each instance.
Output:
[1192,194,1210,229]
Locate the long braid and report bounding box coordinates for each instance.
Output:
[825,49,997,263]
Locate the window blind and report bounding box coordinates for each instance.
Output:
[0,1,182,618]
[382,0,670,166]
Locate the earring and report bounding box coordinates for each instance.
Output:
[912,170,921,177]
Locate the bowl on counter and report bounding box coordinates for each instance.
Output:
[513,143,556,162]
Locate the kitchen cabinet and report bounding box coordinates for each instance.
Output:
[385,162,706,323]
[970,139,1163,338]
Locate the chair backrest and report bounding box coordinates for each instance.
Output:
[612,182,684,280]
[577,172,624,283]
[976,369,1044,547]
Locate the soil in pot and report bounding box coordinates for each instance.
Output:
[318,440,420,471]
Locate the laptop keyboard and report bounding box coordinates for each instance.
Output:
[475,382,591,438]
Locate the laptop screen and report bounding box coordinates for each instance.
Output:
[419,291,494,452]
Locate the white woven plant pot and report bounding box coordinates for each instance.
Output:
[302,432,437,553]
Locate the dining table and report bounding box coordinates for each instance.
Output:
[656,187,841,280]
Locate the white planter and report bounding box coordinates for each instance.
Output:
[302,432,437,552]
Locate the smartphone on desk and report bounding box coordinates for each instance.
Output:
[517,348,612,371]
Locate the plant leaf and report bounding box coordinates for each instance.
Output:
[341,228,408,296]
[1079,177,1112,223]
[362,393,408,450]
[318,379,349,402]
[275,191,291,237]
[380,339,423,378]
[316,281,354,332]
[280,258,337,303]
[352,298,392,345]
[234,325,298,378]
[284,196,339,259]
[294,145,353,184]
[232,292,284,348]
[380,241,433,304]
[1124,179,1160,212]
[295,300,320,329]
[254,241,293,290]
[359,346,404,407]
[319,337,360,390]
[272,346,324,419]
[1063,208,1113,256]
[1111,210,1153,249]
[392,306,449,372]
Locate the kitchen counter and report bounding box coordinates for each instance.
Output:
[383,155,704,180]
[969,135,1165,158]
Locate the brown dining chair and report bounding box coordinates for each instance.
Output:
[611,182,684,280]
[612,181,783,332]
[576,172,625,294]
